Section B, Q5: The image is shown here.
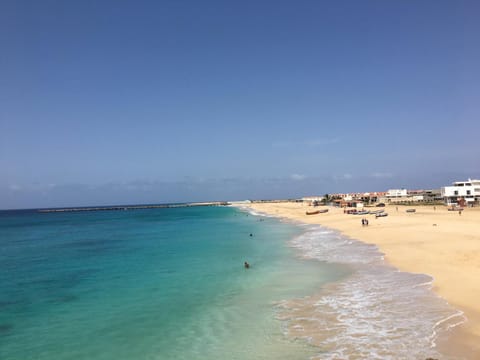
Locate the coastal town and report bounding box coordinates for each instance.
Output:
[300,178,480,208]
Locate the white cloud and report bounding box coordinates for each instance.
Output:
[290,173,306,181]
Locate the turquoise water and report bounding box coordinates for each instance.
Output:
[0,206,344,359]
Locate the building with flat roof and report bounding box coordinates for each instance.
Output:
[386,189,408,198]
[441,179,480,206]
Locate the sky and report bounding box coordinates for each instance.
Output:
[1,0,479,209]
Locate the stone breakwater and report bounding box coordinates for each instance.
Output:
[37,202,230,213]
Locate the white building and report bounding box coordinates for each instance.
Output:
[411,195,424,201]
[441,179,480,206]
[386,189,408,198]
[302,196,325,204]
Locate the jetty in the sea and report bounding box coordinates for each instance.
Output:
[38,202,230,213]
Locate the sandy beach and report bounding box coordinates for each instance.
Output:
[243,201,480,357]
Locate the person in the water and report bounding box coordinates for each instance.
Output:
[244,261,250,269]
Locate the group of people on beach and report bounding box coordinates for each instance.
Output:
[361,218,369,226]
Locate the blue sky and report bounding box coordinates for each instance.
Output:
[1,0,479,209]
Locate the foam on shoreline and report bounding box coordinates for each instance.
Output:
[275,225,466,359]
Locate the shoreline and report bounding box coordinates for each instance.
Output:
[240,202,480,358]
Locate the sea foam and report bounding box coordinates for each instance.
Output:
[277,225,466,360]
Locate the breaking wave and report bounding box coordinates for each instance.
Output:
[277,226,466,360]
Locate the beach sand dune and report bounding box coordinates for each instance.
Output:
[245,202,480,358]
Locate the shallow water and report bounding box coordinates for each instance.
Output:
[278,225,466,360]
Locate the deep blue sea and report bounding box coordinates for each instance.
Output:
[0,205,464,359]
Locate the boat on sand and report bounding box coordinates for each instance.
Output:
[306,209,328,215]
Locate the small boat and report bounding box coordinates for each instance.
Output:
[370,209,385,215]
[448,207,463,211]
[306,209,328,215]
[355,210,370,215]
[376,212,388,218]
[406,209,416,213]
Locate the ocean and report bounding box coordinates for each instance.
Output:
[0,205,464,359]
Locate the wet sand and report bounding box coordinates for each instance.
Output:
[242,202,480,358]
